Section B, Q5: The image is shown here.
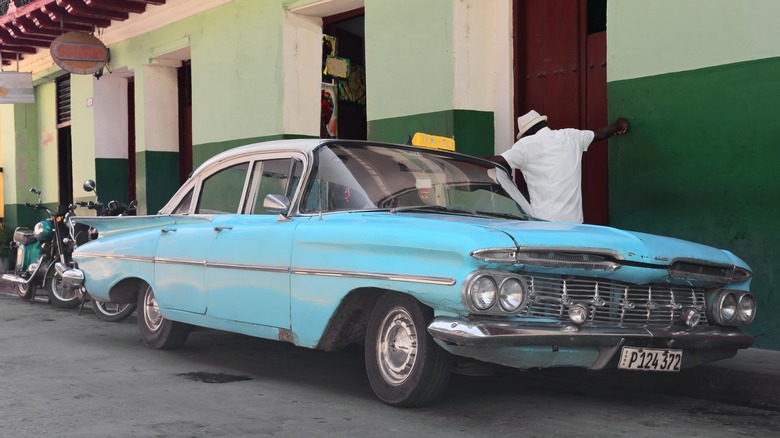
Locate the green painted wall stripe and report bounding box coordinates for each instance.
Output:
[368,109,494,157]
[608,56,780,349]
[95,158,131,206]
[137,151,180,215]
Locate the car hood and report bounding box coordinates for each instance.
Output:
[380,212,741,268]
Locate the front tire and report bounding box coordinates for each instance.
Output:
[47,273,82,309]
[138,285,190,349]
[16,283,35,301]
[365,293,452,407]
[92,299,137,322]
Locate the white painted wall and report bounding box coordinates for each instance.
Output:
[282,11,323,137]
[142,63,179,153]
[93,76,129,159]
[608,0,780,81]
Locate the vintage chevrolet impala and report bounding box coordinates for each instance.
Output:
[63,139,756,406]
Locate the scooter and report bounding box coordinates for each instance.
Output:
[2,187,78,308]
[60,179,138,322]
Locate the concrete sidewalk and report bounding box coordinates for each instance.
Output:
[0,282,778,410]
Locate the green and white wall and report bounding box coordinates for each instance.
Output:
[607,0,780,348]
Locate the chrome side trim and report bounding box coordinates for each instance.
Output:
[291,267,456,286]
[74,253,442,283]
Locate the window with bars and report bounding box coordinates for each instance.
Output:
[56,75,71,125]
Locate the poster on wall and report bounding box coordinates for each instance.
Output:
[321,83,338,138]
[0,72,34,104]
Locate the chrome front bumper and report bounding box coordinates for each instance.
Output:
[428,316,755,350]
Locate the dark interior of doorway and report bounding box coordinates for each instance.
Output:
[56,75,73,213]
[178,60,193,184]
[323,9,367,140]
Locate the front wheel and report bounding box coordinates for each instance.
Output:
[47,272,82,309]
[92,299,137,322]
[365,293,452,407]
[138,285,190,349]
[16,283,35,301]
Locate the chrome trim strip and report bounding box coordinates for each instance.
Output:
[77,253,155,263]
[291,267,456,286]
[206,262,289,273]
[156,257,205,266]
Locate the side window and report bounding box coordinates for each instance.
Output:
[171,188,194,214]
[196,162,249,214]
[249,159,297,215]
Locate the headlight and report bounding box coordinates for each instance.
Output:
[567,302,589,325]
[720,292,737,323]
[737,294,756,324]
[499,277,528,312]
[709,290,756,326]
[470,276,497,310]
[33,220,54,241]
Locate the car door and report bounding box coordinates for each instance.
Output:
[154,160,251,314]
[204,156,304,329]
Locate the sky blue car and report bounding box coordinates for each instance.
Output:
[64,139,756,407]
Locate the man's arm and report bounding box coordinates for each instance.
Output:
[482,155,510,171]
[593,117,629,142]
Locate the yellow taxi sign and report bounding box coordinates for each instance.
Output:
[411,132,455,152]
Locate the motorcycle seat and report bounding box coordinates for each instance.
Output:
[13,228,37,245]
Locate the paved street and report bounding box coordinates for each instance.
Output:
[0,291,778,437]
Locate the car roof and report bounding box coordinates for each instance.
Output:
[193,138,327,175]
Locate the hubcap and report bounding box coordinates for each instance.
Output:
[142,287,163,332]
[376,306,418,386]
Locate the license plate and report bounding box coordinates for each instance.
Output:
[618,347,682,372]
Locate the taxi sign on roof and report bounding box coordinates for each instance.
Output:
[411,132,455,152]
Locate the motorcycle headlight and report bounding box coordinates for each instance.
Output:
[33,220,54,241]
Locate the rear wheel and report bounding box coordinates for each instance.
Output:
[16,283,35,301]
[47,272,82,309]
[138,285,190,349]
[92,299,137,322]
[365,293,452,407]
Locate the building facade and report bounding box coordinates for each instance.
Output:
[0,0,777,349]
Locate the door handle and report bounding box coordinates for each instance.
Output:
[214,226,233,232]
[161,228,177,234]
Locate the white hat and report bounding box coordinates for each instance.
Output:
[516,110,547,139]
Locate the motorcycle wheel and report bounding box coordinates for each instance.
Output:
[46,273,82,309]
[16,283,35,301]
[92,300,137,322]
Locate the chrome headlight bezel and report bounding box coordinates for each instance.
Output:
[462,270,530,315]
[708,290,756,326]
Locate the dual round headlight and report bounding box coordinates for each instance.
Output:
[464,271,529,314]
[712,290,756,325]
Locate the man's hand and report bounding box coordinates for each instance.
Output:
[615,117,629,135]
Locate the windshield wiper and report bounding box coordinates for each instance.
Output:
[389,205,470,215]
[474,210,532,220]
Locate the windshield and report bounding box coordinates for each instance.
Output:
[300,143,533,220]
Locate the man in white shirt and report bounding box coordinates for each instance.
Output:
[486,110,629,223]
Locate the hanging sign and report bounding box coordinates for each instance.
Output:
[50,32,109,75]
[0,72,34,104]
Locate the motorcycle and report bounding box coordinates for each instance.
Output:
[62,179,138,322]
[2,187,78,308]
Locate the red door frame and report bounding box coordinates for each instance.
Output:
[513,0,609,225]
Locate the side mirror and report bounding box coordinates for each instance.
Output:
[263,194,290,214]
[83,180,96,192]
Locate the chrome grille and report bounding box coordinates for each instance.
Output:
[520,275,708,328]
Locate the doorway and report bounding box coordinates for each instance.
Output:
[515,0,609,225]
[321,9,367,140]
